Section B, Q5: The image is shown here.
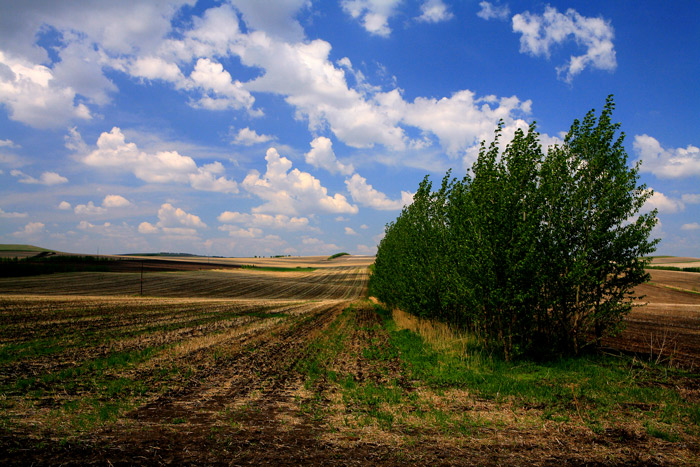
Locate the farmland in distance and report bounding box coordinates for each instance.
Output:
[0,252,699,465]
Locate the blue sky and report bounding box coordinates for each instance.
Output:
[0,0,698,257]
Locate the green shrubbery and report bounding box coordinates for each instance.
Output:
[328,252,350,260]
[370,97,658,359]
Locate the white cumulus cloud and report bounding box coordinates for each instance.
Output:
[218,225,263,238]
[218,211,311,231]
[74,195,132,215]
[0,207,27,218]
[138,222,159,234]
[138,203,206,237]
[0,138,18,148]
[643,189,684,214]
[229,0,311,42]
[232,127,273,146]
[305,137,354,175]
[477,1,511,21]
[189,58,257,113]
[13,221,45,237]
[511,5,616,82]
[341,0,403,37]
[157,203,207,229]
[417,0,453,23]
[634,134,700,179]
[102,195,131,208]
[74,202,106,216]
[345,173,413,210]
[681,194,700,204]
[129,56,187,86]
[0,51,92,128]
[681,223,700,231]
[81,127,238,193]
[242,147,358,216]
[11,169,68,185]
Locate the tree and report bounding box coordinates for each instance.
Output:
[370,96,658,358]
[539,96,658,354]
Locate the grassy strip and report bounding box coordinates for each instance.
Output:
[648,281,700,295]
[376,303,700,436]
[295,301,699,442]
[647,265,700,273]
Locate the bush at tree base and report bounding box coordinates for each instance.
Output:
[370,96,659,359]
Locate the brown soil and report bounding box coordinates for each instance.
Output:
[1,265,698,465]
[600,271,700,368]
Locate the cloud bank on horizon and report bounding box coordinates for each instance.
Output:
[0,0,698,257]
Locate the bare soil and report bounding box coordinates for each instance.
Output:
[600,270,700,368]
[0,261,698,465]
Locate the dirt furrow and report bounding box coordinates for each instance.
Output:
[128,301,343,426]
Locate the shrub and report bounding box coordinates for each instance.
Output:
[371,96,658,359]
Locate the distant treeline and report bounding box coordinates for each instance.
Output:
[328,252,350,260]
[0,255,114,277]
[370,97,658,359]
[647,265,700,273]
[120,252,205,257]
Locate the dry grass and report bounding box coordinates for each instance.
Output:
[392,307,476,360]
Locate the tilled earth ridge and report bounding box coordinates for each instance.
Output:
[2,302,700,466]
[1,264,699,465]
[0,266,369,300]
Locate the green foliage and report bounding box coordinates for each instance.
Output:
[370,96,658,358]
[647,266,700,273]
[328,252,350,260]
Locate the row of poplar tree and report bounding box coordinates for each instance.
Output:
[370,97,659,359]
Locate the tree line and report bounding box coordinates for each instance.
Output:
[370,96,659,359]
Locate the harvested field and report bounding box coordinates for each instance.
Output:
[601,269,700,368]
[0,258,698,465]
[651,256,700,268]
[0,266,368,300]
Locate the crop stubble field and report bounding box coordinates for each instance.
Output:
[0,256,699,465]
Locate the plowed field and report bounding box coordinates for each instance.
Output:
[602,269,700,368]
[1,259,698,465]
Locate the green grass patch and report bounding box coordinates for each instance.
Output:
[293,301,699,440]
[375,302,700,432]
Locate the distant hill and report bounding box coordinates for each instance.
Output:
[0,244,56,259]
[0,244,52,252]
